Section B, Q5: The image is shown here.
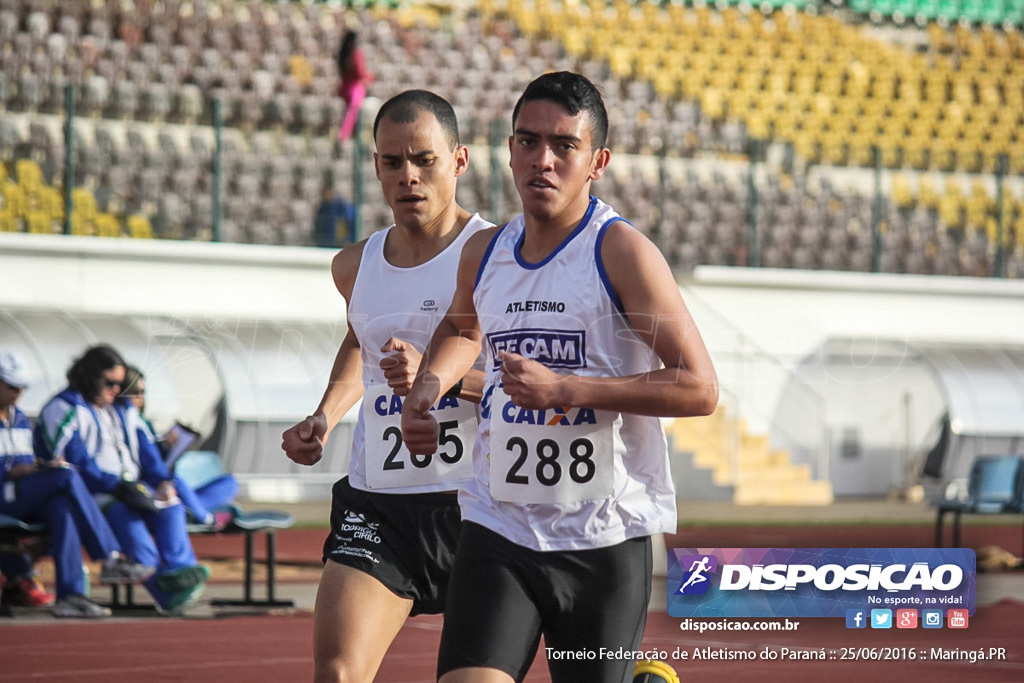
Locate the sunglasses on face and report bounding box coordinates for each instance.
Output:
[101,378,123,389]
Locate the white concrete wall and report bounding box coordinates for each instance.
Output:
[1,232,343,323]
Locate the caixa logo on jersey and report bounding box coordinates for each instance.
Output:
[667,548,976,618]
[486,329,587,371]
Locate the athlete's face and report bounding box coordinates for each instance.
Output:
[374,112,468,231]
[508,99,609,229]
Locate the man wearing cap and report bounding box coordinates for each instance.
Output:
[0,350,152,618]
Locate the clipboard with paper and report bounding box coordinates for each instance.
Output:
[160,422,201,470]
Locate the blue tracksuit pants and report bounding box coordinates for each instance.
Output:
[102,499,198,608]
[0,467,120,599]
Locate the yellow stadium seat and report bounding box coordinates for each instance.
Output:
[938,194,964,231]
[40,186,63,221]
[95,213,121,238]
[919,176,940,210]
[127,214,154,239]
[25,210,53,235]
[71,188,98,219]
[892,174,914,209]
[15,160,43,192]
[1,180,25,220]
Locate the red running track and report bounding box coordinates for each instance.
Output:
[1,523,1021,682]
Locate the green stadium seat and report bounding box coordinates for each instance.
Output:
[871,0,898,20]
[935,0,962,22]
[980,0,1008,23]
[960,0,986,21]
[1006,0,1024,24]
[915,0,941,22]
[892,0,919,21]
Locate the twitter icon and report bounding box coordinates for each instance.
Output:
[870,609,893,629]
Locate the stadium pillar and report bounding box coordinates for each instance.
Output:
[746,138,760,267]
[352,112,365,242]
[872,146,882,273]
[489,118,503,225]
[212,98,223,243]
[995,153,1007,278]
[63,84,74,236]
[656,143,667,249]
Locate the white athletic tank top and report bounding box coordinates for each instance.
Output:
[347,214,491,493]
[466,197,677,551]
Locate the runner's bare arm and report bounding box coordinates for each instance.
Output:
[282,244,368,466]
[401,228,496,453]
[500,223,718,418]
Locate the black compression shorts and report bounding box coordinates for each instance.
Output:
[322,477,461,616]
[437,521,652,682]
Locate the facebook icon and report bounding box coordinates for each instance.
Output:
[845,609,866,629]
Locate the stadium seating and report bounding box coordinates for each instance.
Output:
[0,0,1021,276]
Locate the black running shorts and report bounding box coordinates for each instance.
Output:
[322,477,461,616]
[437,521,652,683]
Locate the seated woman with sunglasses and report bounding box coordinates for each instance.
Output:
[33,345,209,616]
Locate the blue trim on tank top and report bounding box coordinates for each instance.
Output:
[474,223,508,291]
[512,197,598,269]
[595,216,630,314]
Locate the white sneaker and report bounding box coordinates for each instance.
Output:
[99,557,156,584]
[53,595,112,619]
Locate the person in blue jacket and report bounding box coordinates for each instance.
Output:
[121,365,238,530]
[1,349,152,618]
[33,345,210,616]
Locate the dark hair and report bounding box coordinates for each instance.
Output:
[67,345,125,403]
[511,71,608,150]
[338,30,358,72]
[122,365,145,398]
[372,89,460,150]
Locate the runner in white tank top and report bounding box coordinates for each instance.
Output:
[281,91,492,683]
[466,196,674,551]
[347,216,488,493]
[402,73,718,683]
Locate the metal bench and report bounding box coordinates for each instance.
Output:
[110,507,297,610]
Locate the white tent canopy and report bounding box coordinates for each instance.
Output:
[917,344,1024,438]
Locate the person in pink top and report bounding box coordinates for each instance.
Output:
[337,29,374,143]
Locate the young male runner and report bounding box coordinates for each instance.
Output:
[401,72,719,683]
[281,90,490,683]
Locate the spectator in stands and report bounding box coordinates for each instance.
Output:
[121,365,237,530]
[33,345,210,616]
[336,29,374,143]
[314,188,354,248]
[1,350,152,618]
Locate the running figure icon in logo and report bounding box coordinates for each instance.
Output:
[678,554,718,595]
